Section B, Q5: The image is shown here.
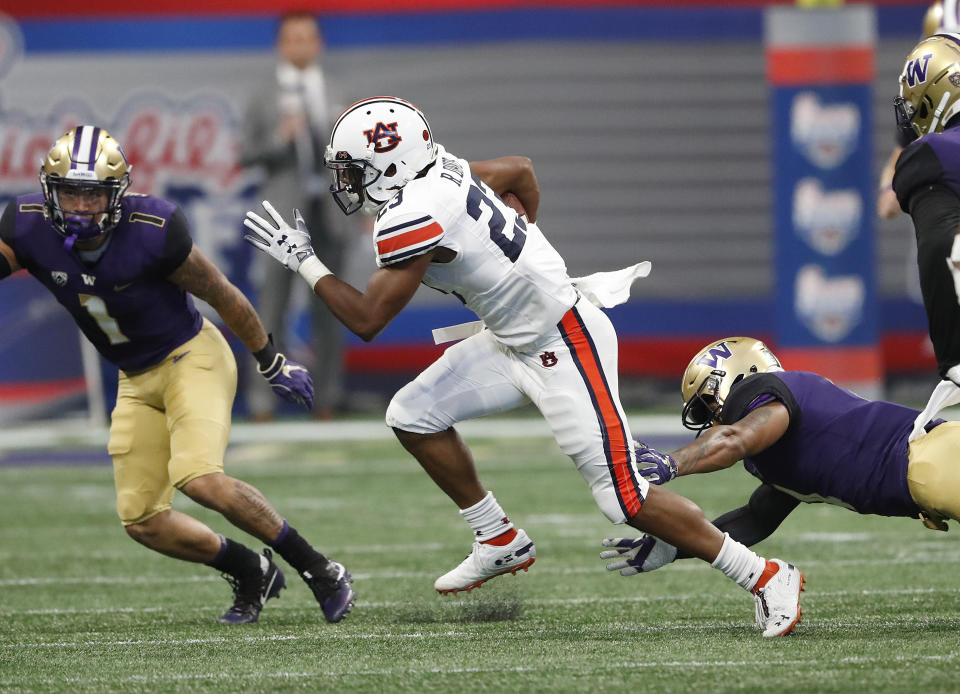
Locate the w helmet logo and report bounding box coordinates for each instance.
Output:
[363,121,402,153]
[697,342,733,368]
[903,53,933,88]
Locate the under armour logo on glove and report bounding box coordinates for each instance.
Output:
[243,201,316,273]
[634,441,679,484]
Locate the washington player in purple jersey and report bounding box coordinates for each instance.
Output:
[601,337,960,589]
[0,126,355,625]
[876,1,953,219]
[893,33,960,439]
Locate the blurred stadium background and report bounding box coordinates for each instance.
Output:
[6,6,960,690]
[0,0,940,428]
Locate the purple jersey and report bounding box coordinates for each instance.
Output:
[720,371,923,518]
[0,193,201,372]
[893,125,960,206]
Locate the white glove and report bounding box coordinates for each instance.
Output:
[600,535,678,576]
[243,200,331,287]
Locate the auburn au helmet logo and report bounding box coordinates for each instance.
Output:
[363,121,402,153]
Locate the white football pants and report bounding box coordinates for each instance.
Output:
[386,299,648,524]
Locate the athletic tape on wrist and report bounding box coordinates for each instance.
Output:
[298,255,332,289]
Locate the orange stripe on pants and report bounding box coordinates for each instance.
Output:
[559,308,642,518]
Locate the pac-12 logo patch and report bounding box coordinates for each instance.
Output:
[50,271,68,287]
[363,122,402,153]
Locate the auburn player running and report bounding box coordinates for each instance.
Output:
[603,337,960,590]
[0,126,354,625]
[244,96,805,637]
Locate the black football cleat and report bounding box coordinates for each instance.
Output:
[218,548,286,625]
[301,559,355,623]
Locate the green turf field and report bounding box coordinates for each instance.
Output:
[2,433,959,693]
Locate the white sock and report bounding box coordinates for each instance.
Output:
[711,533,767,592]
[460,492,515,542]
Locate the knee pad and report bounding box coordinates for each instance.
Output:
[592,485,630,525]
[385,382,448,434]
[116,489,172,526]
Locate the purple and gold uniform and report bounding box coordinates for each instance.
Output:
[0,192,237,524]
[0,192,199,371]
[722,371,960,524]
[893,124,960,378]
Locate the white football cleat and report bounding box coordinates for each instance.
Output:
[753,558,805,637]
[434,529,536,595]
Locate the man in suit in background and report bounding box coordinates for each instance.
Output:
[240,11,348,420]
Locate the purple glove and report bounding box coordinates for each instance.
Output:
[252,335,314,410]
[600,535,678,576]
[259,352,314,409]
[634,441,678,485]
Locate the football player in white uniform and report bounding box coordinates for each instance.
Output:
[243,96,805,637]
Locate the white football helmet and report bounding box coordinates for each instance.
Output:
[324,96,437,215]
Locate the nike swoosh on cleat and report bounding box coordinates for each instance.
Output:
[260,571,277,604]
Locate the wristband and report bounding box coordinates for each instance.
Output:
[252,334,279,372]
[298,255,332,289]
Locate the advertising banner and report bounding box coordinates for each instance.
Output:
[766,5,882,395]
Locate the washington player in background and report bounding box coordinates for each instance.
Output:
[244,96,805,637]
[601,337,960,580]
[0,126,354,625]
[877,1,955,219]
[892,33,960,436]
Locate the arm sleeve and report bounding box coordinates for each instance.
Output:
[675,484,801,559]
[893,140,944,213]
[720,372,801,430]
[153,206,194,277]
[907,184,960,376]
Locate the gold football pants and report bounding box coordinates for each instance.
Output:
[108,319,237,525]
[907,420,960,528]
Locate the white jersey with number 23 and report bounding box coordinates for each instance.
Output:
[372,145,578,348]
